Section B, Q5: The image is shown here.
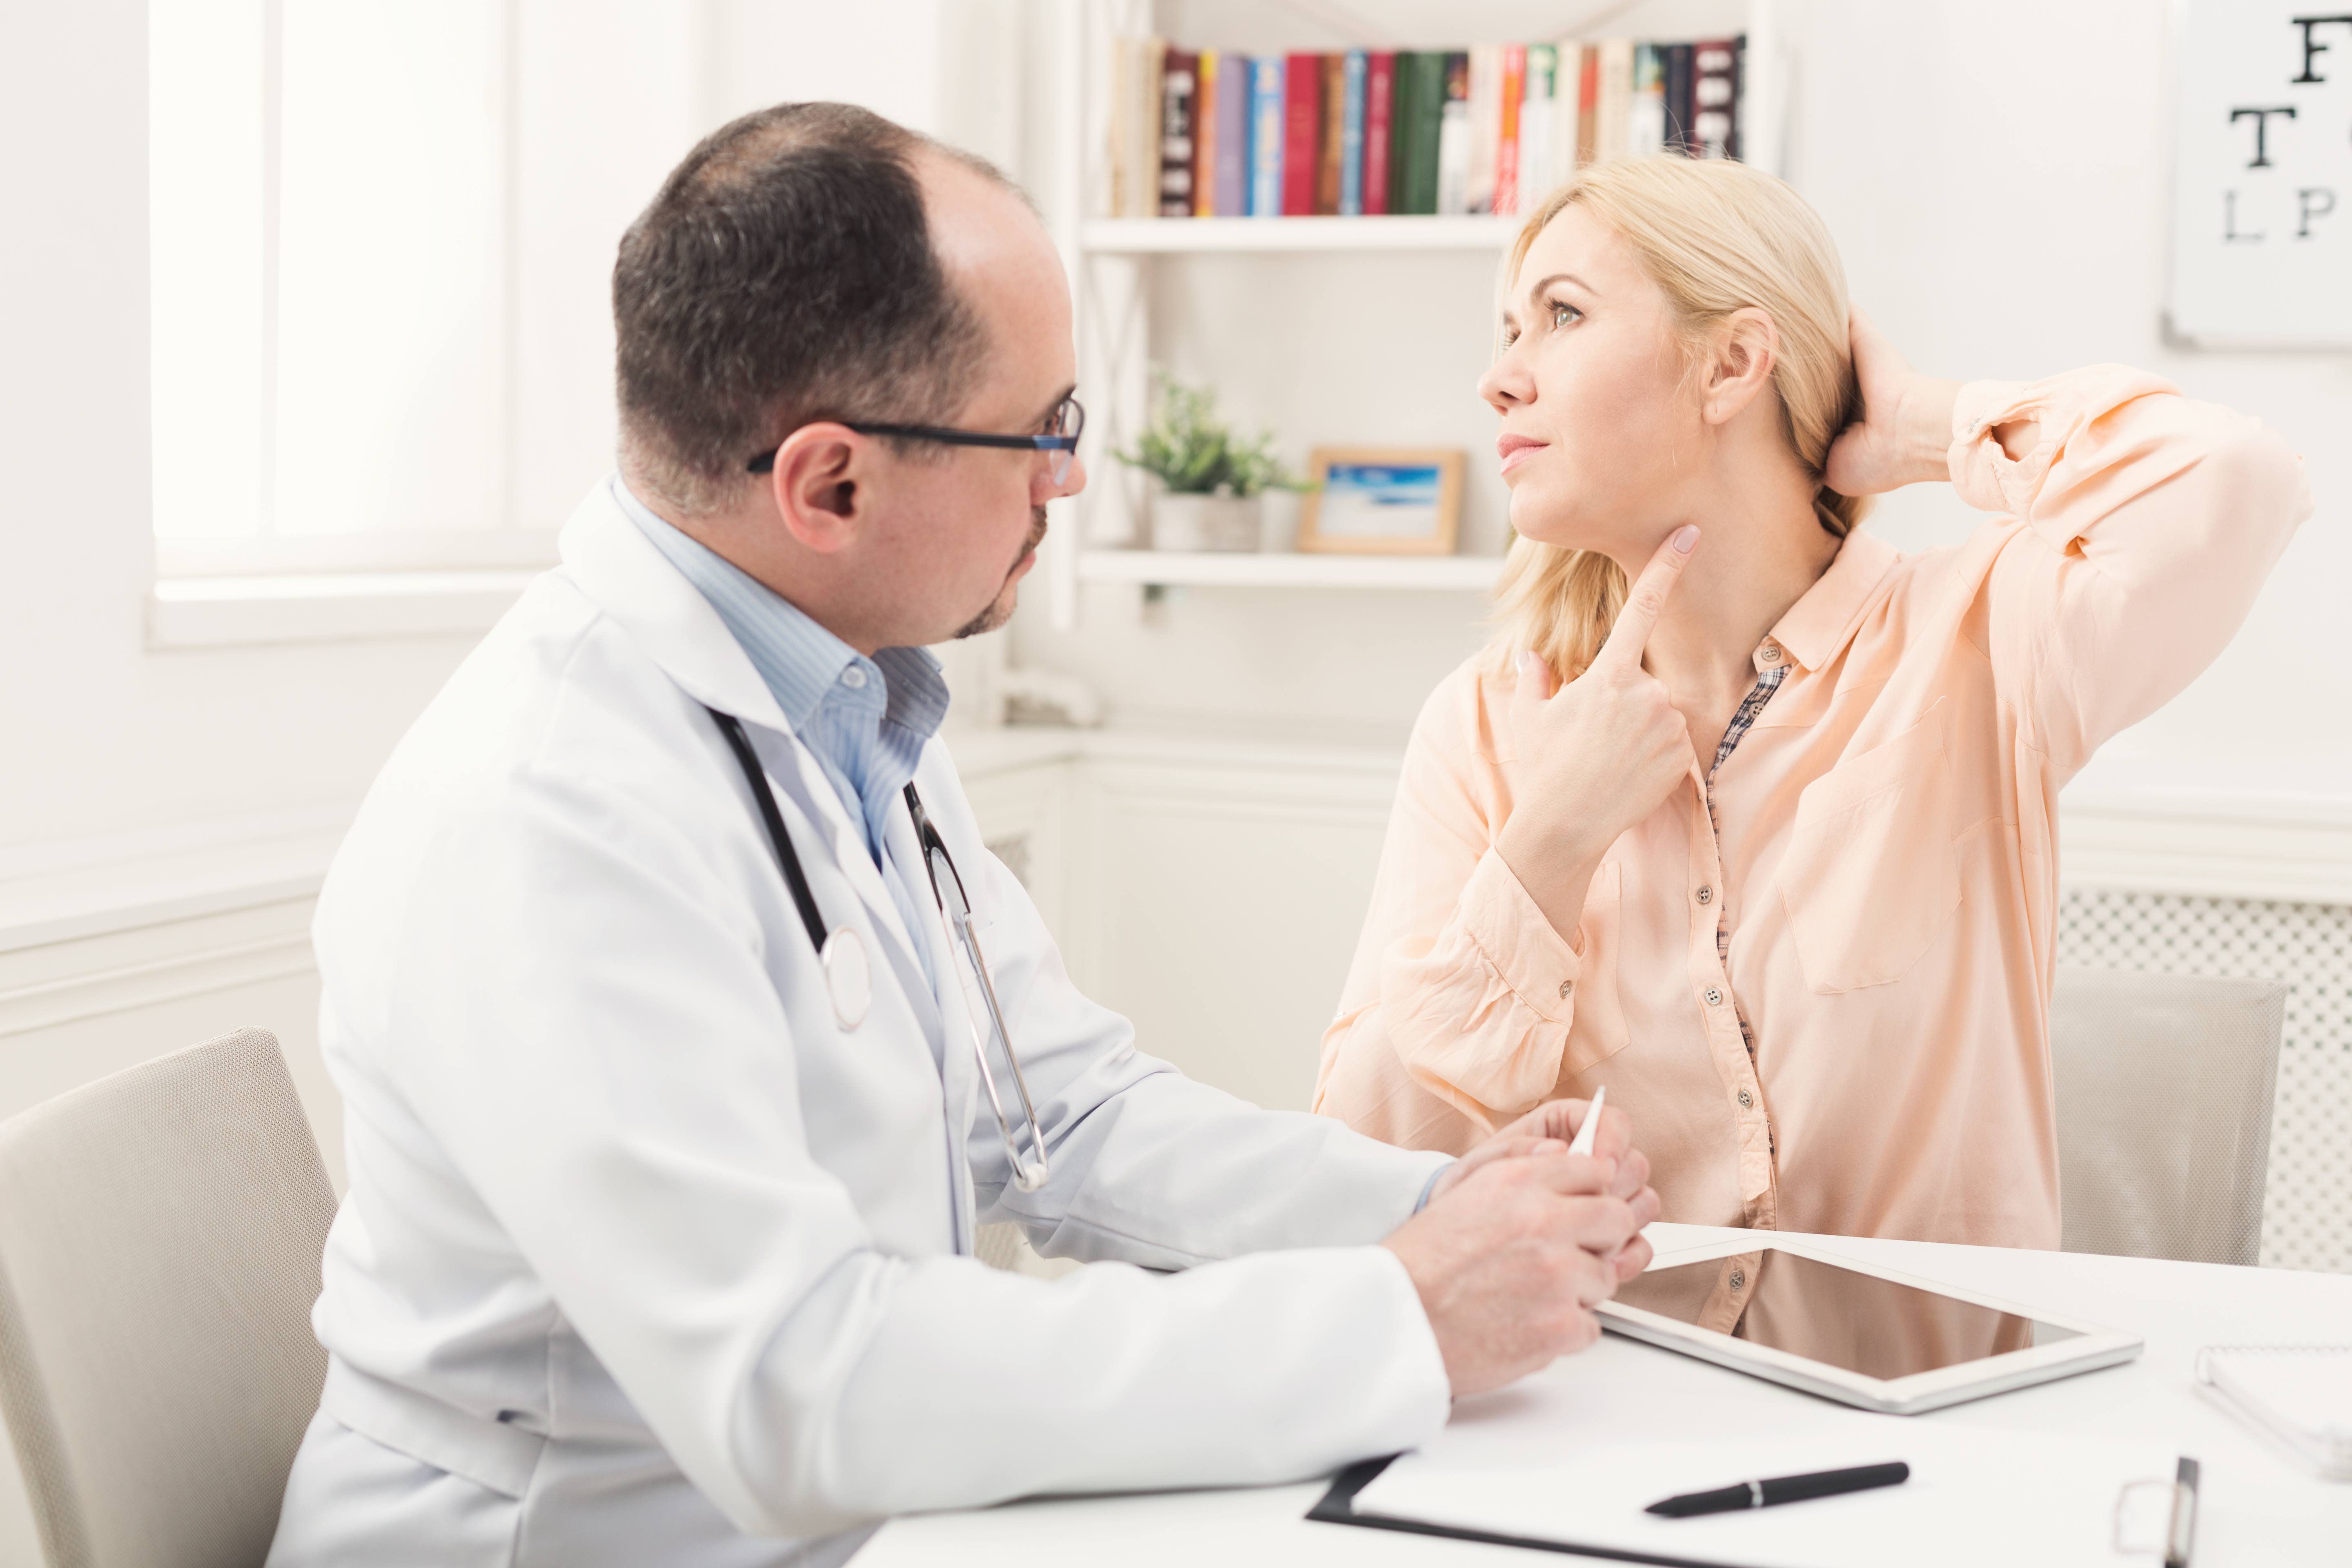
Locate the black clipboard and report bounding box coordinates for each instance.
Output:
[1310,1455,1766,1568]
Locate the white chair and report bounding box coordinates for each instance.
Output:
[0,1028,337,1568]
[2049,965,2287,1267]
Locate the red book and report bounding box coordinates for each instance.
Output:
[1576,44,1599,168]
[1362,51,1395,215]
[1495,43,1525,215]
[1317,53,1346,214]
[1281,52,1323,216]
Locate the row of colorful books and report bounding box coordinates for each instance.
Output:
[1105,38,1747,221]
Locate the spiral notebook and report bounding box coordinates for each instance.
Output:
[2195,1345,2352,1481]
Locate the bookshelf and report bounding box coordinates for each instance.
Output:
[1042,0,1770,632]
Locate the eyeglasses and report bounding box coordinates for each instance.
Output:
[748,395,1085,486]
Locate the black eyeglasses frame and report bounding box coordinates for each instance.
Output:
[747,397,1084,477]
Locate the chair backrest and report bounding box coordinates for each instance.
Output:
[0,1028,338,1568]
[2049,965,2286,1267]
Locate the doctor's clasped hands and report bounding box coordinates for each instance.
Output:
[1388,1097,1659,1397]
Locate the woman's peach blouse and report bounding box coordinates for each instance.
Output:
[1314,366,2310,1250]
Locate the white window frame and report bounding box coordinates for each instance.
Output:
[147,0,556,648]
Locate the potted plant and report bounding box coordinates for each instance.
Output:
[1114,375,1302,552]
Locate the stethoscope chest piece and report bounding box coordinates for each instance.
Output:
[820,927,872,1031]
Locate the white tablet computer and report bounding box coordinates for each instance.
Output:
[1597,1234,2142,1414]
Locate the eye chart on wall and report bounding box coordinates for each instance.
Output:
[2169,4,2352,347]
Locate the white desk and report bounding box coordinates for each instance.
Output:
[860,1225,2352,1566]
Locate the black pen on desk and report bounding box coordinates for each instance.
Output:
[2164,1457,2199,1568]
[1644,1461,1910,1518]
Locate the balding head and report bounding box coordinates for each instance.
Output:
[612,102,1031,518]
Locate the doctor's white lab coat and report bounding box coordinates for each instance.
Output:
[265,483,1456,1568]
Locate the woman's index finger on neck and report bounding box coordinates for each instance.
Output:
[1590,526,1700,672]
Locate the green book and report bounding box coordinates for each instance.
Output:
[1386,50,1418,215]
[1398,51,1446,215]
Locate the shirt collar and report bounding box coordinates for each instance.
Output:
[1764,528,1901,673]
[608,475,947,744]
[871,646,951,745]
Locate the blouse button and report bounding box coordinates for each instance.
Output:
[1704,987,1724,1007]
[1759,643,1782,666]
[1559,980,1574,999]
[1729,1270,1747,1291]
[1696,885,1714,905]
[1737,1087,1755,1109]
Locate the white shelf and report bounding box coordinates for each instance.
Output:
[1080,216,1519,254]
[1076,550,1503,591]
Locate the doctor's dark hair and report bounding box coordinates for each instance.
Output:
[612,102,1007,517]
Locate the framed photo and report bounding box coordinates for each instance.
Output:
[1295,448,1464,556]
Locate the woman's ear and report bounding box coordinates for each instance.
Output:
[1701,308,1778,427]
[767,423,870,554]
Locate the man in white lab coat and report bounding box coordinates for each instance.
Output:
[266,103,1659,1567]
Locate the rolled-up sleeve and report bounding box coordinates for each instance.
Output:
[1952,366,2312,777]
[1317,668,1590,1145]
[1381,847,1583,1124]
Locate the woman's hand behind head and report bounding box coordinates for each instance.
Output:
[1822,309,1963,495]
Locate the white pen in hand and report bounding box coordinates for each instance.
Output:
[1566,1085,1607,1158]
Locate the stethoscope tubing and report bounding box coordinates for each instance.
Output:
[707,707,830,955]
[704,705,1050,1191]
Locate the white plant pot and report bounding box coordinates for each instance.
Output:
[1149,492,1262,552]
[1257,488,1303,552]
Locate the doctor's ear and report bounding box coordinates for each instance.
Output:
[765,423,872,554]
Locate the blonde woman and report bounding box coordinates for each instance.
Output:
[1314,157,2310,1249]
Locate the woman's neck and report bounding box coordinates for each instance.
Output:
[1632,465,1843,759]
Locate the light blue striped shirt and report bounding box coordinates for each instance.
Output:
[611,477,949,872]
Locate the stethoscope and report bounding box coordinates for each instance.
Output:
[706,707,1050,1192]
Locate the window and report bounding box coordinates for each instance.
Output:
[150,0,554,577]
[144,0,1027,633]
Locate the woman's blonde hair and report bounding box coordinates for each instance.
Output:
[1491,156,1867,684]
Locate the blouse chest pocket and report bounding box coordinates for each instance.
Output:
[1557,861,1632,1085]
[1775,704,1962,996]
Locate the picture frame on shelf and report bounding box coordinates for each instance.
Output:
[1294,447,1463,556]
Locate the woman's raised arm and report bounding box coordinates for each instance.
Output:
[1831,314,2310,780]
[1965,368,2307,776]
